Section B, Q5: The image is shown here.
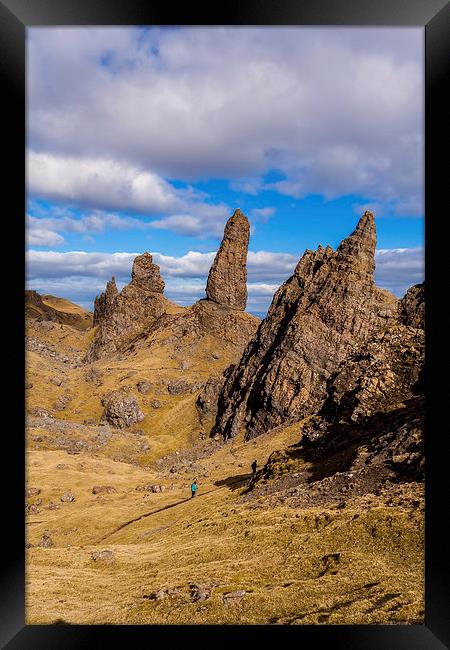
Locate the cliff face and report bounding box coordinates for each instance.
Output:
[86,253,166,361]
[284,281,425,484]
[212,212,399,441]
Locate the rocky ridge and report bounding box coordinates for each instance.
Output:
[213,212,399,441]
[25,290,92,331]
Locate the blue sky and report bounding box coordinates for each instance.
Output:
[26,27,424,314]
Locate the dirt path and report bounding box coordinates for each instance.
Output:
[95,475,248,544]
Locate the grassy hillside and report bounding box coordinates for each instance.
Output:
[25,298,424,625]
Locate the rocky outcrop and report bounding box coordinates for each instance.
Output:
[93,277,119,326]
[86,253,166,361]
[25,290,92,331]
[398,283,425,330]
[196,374,228,422]
[100,389,144,429]
[213,212,399,441]
[261,279,425,491]
[205,209,250,310]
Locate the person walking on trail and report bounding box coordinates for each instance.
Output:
[251,460,257,477]
[191,479,198,498]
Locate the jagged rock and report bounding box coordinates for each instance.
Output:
[26,487,41,498]
[84,367,104,386]
[101,389,144,429]
[86,253,166,361]
[137,380,152,394]
[286,284,426,485]
[399,283,424,330]
[223,590,246,604]
[60,491,75,502]
[213,212,399,441]
[136,484,165,493]
[167,379,191,395]
[144,587,181,601]
[91,550,115,562]
[318,323,424,425]
[38,532,54,548]
[196,374,228,421]
[189,582,218,602]
[150,400,161,409]
[205,209,250,310]
[93,277,119,326]
[53,393,73,411]
[92,485,117,495]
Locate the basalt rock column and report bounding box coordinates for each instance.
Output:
[86,253,166,361]
[212,211,399,441]
[205,209,250,310]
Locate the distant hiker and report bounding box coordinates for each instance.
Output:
[251,460,257,477]
[191,479,198,498]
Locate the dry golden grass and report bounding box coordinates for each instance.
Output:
[25,307,424,625]
[41,295,91,317]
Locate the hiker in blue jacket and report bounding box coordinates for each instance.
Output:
[191,479,198,498]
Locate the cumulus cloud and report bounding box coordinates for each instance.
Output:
[249,207,276,223]
[28,27,423,217]
[27,152,231,236]
[26,227,65,247]
[25,249,298,283]
[26,245,423,315]
[374,247,424,295]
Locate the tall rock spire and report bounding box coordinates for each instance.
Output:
[337,210,376,275]
[205,209,250,310]
[212,212,399,441]
[86,253,166,361]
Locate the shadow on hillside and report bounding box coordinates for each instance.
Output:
[214,473,252,491]
[301,396,424,484]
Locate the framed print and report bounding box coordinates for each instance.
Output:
[1,0,449,647]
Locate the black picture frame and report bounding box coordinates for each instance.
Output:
[2,0,449,647]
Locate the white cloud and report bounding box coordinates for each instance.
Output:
[249,207,276,223]
[26,245,423,316]
[26,227,65,247]
[28,27,423,217]
[374,247,424,295]
[27,151,232,238]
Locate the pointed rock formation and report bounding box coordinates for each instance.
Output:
[86,253,166,361]
[93,277,118,326]
[205,208,250,310]
[212,211,399,441]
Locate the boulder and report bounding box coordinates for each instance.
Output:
[101,390,144,429]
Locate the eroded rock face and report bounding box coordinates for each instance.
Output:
[87,253,166,361]
[93,277,119,326]
[101,390,144,429]
[196,373,230,422]
[213,212,399,441]
[398,283,424,330]
[205,209,250,310]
